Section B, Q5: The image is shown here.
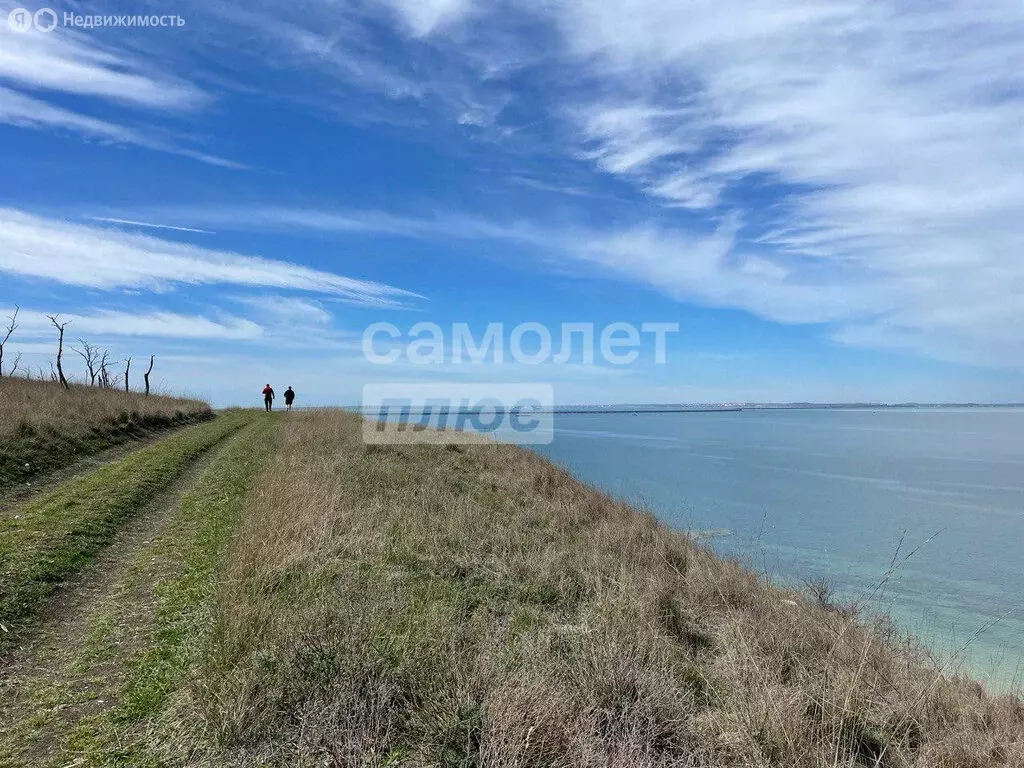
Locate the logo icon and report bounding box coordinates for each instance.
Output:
[7,7,32,31]
[7,7,57,31]
[34,7,57,31]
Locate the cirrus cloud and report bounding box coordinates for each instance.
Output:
[0,209,421,308]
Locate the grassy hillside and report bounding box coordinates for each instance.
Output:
[0,377,212,491]
[99,409,1021,767]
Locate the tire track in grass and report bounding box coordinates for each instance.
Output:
[0,424,202,520]
[0,410,256,643]
[0,415,276,767]
[0,443,228,766]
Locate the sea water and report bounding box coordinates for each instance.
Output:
[534,407,1024,690]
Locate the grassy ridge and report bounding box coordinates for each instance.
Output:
[0,377,212,492]
[0,410,253,638]
[161,410,1021,767]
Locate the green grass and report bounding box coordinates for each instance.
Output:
[120,417,275,722]
[0,410,255,639]
[58,416,277,767]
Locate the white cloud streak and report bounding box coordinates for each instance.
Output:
[0,84,132,140]
[232,296,333,325]
[0,209,421,308]
[0,23,206,109]
[86,217,216,234]
[3,307,263,341]
[0,86,240,168]
[0,15,239,166]
[129,204,552,249]
[547,0,1024,366]
[118,199,1024,368]
[176,0,515,130]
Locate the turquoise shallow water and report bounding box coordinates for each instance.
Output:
[534,408,1024,690]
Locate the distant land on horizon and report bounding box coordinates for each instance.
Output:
[535,402,1024,413]
[346,402,1024,414]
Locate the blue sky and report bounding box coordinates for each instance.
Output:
[1,0,1022,406]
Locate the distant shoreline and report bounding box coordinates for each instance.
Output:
[341,402,1024,414]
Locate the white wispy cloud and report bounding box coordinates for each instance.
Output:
[546,0,1024,366]
[7,1,1023,370]
[0,209,421,308]
[0,84,133,140]
[382,0,476,38]
[232,295,333,325]
[110,199,1024,368]
[174,0,515,130]
[0,85,240,168]
[506,175,602,199]
[122,204,552,247]
[235,0,1021,368]
[0,15,239,166]
[0,22,206,109]
[3,307,263,341]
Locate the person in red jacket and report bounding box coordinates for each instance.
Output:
[262,383,275,412]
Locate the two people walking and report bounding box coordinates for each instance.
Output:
[262,384,295,412]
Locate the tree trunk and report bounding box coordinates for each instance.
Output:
[47,315,70,390]
[124,357,131,392]
[144,355,155,396]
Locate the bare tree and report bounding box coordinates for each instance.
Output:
[124,356,131,392]
[98,350,112,389]
[143,354,155,396]
[8,352,22,377]
[0,305,18,377]
[46,315,70,389]
[73,338,101,386]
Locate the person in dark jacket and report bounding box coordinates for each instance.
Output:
[262,383,275,412]
[284,386,295,411]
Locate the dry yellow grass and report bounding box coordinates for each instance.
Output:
[0,376,211,488]
[162,409,1022,767]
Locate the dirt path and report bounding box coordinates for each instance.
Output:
[0,433,239,767]
[0,428,184,520]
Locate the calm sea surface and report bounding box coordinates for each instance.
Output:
[533,408,1024,689]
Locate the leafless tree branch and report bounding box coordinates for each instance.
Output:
[72,338,100,386]
[0,305,19,378]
